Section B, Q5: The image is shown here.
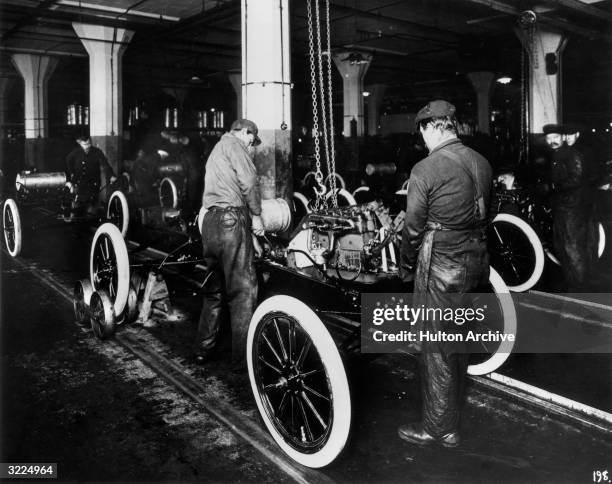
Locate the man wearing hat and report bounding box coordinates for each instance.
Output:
[398,100,492,448]
[194,118,265,370]
[544,123,597,291]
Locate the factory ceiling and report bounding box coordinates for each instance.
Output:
[0,0,611,116]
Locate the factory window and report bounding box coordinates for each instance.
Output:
[66,103,89,126]
[164,107,179,128]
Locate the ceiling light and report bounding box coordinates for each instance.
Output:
[497,76,512,84]
[362,91,370,97]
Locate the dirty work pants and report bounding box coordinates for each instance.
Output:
[415,234,489,438]
[196,206,258,363]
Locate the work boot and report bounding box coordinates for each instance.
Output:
[398,424,460,448]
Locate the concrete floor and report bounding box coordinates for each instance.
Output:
[1,213,611,482]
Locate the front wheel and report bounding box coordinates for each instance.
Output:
[106,190,129,237]
[247,295,351,468]
[3,198,22,257]
[489,213,545,292]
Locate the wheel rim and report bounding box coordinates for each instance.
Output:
[108,196,124,233]
[91,234,121,305]
[90,293,105,338]
[253,311,333,454]
[489,221,536,287]
[3,203,16,252]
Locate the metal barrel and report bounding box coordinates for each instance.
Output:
[365,162,397,176]
[261,198,292,232]
[15,171,67,191]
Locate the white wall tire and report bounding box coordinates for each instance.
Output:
[467,267,517,376]
[324,173,346,190]
[159,177,179,209]
[247,295,351,468]
[325,188,356,207]
[292,191,311,216]
[90,223,130,316]
[489,213,545,292]
[106,190,129,237]
[197,205,208,235]
[3,198,22,257]
[352,186,369,197]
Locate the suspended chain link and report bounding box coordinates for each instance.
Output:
[519,43,527,164]
[324,0,338,207]
[306,0,326,209]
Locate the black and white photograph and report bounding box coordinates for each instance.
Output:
[0,0,611,482]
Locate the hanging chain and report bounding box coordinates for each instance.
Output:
[324,0,338,207]
[306,0,326,209]
[519,43,526,164]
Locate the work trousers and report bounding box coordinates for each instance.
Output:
[196,206,258,363]
[415,235,489,438]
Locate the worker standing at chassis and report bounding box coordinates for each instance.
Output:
[193,119,265,370]
[65,135,116,216]
[398,100,492,448]
[544,124,597,291]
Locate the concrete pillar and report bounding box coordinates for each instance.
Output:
[466,71,494,135]
[73,23,134,173]
[365,83,386,136]
[227,71,242,120]
[516,28,567,133]
[10,54,58,169]
[242,0,292,201]
[333,52,372,138]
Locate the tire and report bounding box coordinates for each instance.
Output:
[247,295,351,468]
[159,177,179,209]
[197,205,208,235]
[352,186,375,204]
[73,279,93,324]
[467,267,517,376]
[3,198,22,257]
[106,190,129,237]
[292,192,311,221]
[545,221,606,265]
[324,173,346,190]
[325,188,356,207]
[489,213,545,292]
[90,290,116,339]
[90,223,130,316]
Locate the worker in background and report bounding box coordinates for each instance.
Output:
[399,100,492,448]
[545,124,597,291]
[193,119,264,372]
[65,135,116,217]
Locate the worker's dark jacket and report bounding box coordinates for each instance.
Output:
[65,146,114,201]
[196,133,261,364]
[400,137,492,438]
[550,145,597,290]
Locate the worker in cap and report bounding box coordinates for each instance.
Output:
[398,100,492,448]
[545,122,597,290]
[194,118,264,371]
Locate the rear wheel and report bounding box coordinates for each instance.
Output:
[247,295,351,468]
[467,267,517,376]
[159,177,179,209]
[90,290,116,339]
[3,198,22,257]
[90,223,130,316]
[545,221,606,265]
[489,213,545,292]
[73,279,93,324]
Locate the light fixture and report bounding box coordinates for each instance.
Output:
[362,91,370,97]
[190,75,201,82]
[496,76,512,84]
[342,52,368,65]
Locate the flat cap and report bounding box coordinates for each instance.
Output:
[563,123,581,135]
[543,124,563,135]
[231,118,261,146]
[415,100,456,126]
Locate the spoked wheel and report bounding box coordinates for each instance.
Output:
[159,177,179,209]
[90,223,130,317]
[489,213,545,292]
[352,186,374,204]
[247,295,351,468]
[3,198,22,257]
[106,190,129,237]
[73,279,94,324]
[90,290,116,339]
[325,188,356,207]
[467,267,517,376]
